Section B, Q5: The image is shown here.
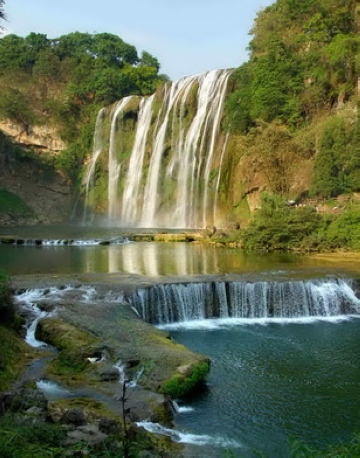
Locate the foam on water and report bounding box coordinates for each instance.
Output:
[36,380,70,399]
[136,421,242,448]
[158,314,360,331]
[172,400,195,414]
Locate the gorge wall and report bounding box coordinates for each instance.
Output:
[0,126,71,227]
[81,69,316,229]
[82,70,234,228]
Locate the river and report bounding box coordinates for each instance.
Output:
[1,225,359,457]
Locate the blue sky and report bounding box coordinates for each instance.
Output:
[5,0,274,80]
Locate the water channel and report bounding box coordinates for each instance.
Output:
[1,225,359,457]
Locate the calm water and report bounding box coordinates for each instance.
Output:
[171,319,360,457]
[1,225,360,456]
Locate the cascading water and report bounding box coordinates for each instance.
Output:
[122,95,155,223]
[83,107,106,222]
[129,279,360,325]
[108,97,134,221]
[83,69,232,228]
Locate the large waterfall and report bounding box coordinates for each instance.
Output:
[129,279,360,325]
[83,69,232,228]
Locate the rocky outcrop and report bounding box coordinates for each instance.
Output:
[0,121,66,154]
[0,127,71,226]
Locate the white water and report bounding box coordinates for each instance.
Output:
[122,95,155,223]
[141,76,198,227]
[85,69,232,228]
[172,400,195,414]
[83,107,106,222]
[130,279,360,325]
[36,380,71,399]
[158,314,360,331]
[108,97,134,221]
[136,421,242,449]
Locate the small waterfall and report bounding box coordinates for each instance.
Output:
[83,107,105,222]
[122,95,155,224]
[84,69,232,228]
[129,279,360,325]
[108,97,134,221]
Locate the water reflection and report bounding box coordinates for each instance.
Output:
[0,242,359,279]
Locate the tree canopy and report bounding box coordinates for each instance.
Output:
[226,0,359,133]
[0,32,166,106]
[225,0,359,201]
[0,30,167,181]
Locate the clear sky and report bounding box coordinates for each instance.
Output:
[5,0,274,80]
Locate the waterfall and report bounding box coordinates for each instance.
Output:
[129,279,360,325]
[141,75,198,227]
[121,95,155,224]
[83,107,105,222]
[108,96,134,221]
[84,69,232,228]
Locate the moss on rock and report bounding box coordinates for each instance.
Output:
[160,360,210,398]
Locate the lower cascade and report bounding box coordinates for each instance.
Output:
[128,279,360,325]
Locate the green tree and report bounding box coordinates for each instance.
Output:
[243,122,300,196]
[311,115,359,197]
[0,87,36,130]
[0,0,5,28]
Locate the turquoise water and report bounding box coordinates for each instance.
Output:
[171,319,360,457]
[1,226,360,456]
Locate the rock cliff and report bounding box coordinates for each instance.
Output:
[0,124,71,227]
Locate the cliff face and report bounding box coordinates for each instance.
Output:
[0,121,66,154]
[0,127,71,227]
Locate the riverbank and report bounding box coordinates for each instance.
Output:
[0,275,211,456]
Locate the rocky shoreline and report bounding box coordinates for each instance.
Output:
[1,276,210,456]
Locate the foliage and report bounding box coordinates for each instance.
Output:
[242,122,301,196]
[226,0,359,133]
[0,86,37,129]
[324,207,360,250]
[290,432,360,457]
[0,189,34,218]
[311,114,360,198]
[0,0,5,28]
[161,361,210,398]
[243,194,320,250]
[0,269,10,304]
[0,31,167,183]
[0,270,18,331]
[0,325,31,391]
[0,410,154,457]
[242,193,360,252]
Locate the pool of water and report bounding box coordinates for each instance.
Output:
[1,225,360,456]
[171,319,360,457]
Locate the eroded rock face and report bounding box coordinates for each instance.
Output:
[0,121,66,153]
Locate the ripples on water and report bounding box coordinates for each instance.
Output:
[171,319,360,457]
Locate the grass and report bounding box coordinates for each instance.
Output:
[0,189,34,217]
[0,325,35,391]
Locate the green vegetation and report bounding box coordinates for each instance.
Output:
[0,189,34,218]
[225,0,359,204]
[0,326,32,391]
[161,361,210,398]
[311,113,360,197]
[290,433,360,457]
[36,318,99,385]
[0,0,5,25]
[226,0,359,133]
[0,270,32,391]
[242,193,360,251]
[0,31,167,184]
[0,408,162,457]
